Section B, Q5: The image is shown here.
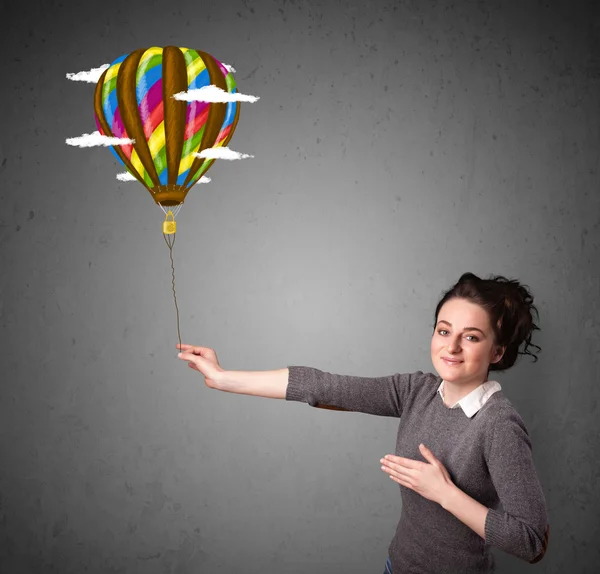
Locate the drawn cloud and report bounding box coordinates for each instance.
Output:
[173,85,259,103]
[194,147,254,160]
[65,131,135,147]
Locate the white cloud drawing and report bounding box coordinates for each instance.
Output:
[66,131,135,147]
[66,64,110,83]
[194,147,254,160]
[173,85,259,103]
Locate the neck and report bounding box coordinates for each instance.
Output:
[442,377,487,405]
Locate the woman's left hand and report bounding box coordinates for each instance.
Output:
[380,443,456,506]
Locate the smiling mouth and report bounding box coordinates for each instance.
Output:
[442,358,463,366]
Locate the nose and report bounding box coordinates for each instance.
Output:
[447,336,461,354]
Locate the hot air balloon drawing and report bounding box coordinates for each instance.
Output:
[94,46,241,210]
[67,46,258,348]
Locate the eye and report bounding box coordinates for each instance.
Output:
[465,335,479,342]
[437,329,448,335]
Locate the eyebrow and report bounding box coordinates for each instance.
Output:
[436,320,486,335]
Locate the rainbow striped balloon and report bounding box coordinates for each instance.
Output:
[94,46,240,206]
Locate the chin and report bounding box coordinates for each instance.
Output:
[433,360,465,382]
[440,370,462,382]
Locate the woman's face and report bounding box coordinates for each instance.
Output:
[430,298,504,385]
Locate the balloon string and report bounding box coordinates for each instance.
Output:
[163,231,182,352]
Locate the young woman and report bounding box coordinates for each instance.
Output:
[177,272,550,573]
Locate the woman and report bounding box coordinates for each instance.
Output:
[177,272,550,573]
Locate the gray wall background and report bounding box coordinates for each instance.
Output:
[1,0,599,572]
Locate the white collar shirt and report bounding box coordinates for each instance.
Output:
[437,379,502,418]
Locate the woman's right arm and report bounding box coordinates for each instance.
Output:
[216,368,352,411]
[177,344,411,417]
[216,368,289,399]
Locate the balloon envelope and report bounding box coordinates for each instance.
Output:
[94,46,240,206]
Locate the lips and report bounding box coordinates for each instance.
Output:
[442,357,463,366]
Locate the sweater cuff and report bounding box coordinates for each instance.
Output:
[484,508,506,548]
[286,366,308,402]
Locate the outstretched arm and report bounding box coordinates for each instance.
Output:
[179,344,412,417]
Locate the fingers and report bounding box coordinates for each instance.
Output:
[380,456,418,478]
[383,455,421,469]
[382,463,412,479]
[178,353,200,371]
[387,473,413,489]
[176,344,202,355]
[177,344,194,351]
[176,343,213,355]
[380,459,414,486]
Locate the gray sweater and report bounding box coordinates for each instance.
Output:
[285,367,549,573]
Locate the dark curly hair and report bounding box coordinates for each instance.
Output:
[433,272,542,372]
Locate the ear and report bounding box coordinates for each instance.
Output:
[491,346,505,364]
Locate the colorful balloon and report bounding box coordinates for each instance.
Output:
[93,46,240,207]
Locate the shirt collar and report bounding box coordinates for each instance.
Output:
[437,379,502,418]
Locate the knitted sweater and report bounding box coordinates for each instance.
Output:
[285,367,549,573]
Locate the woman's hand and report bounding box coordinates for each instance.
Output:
[380,443,456,506]
[176,344,225,389]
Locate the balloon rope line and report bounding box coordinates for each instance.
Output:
[163,231,182,351]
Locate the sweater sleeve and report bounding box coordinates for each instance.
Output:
[285,366,420,418]
[484,409,550,563]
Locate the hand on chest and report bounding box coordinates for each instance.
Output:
[395,420,489,490]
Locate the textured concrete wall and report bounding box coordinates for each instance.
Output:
[1,0,598,572]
